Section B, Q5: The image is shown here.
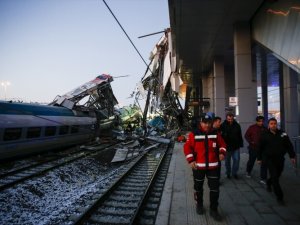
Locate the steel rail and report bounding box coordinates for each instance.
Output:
[71,143,167,225]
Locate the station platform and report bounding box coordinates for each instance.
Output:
[156,142,300,225]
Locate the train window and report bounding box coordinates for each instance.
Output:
[3,128,22,141]
[45,126,56,136]
[59,126,69,135]
[27,127,41,138]
[71,125,79,133]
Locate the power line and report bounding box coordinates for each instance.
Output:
[102,0,148,68]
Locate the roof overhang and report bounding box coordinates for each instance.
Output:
[168,0,264,85]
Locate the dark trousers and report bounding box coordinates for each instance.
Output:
[246,147,268,179]
[192,169,220,210]
[218,161,221,178]
[266,158,284,200]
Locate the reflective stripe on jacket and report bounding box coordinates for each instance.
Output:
[184,128,226,170]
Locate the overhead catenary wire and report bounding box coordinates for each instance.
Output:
[102,0,149,68]
[102,0,157,113]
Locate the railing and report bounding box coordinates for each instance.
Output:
[291,136,300,168]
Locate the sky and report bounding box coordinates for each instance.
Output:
[0,0,170,107]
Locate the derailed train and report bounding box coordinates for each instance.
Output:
[0,101,97,160]
[0,74,119,160]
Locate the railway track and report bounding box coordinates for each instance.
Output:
[68,142,171,225]
[0,140,125,191]
[134,142,173,225]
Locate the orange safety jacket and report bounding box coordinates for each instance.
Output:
[184,128,226,170]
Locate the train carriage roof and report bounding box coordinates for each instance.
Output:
[0,101,74,116]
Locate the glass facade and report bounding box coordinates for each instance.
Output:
[256,52,281,127]
[252,0,300,74]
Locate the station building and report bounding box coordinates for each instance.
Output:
[168,0,300,152]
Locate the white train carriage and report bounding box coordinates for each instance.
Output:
[0,101,96,160]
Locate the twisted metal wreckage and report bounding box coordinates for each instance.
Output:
[49,30,189,138]
[135,29,189,136]
[50,74,119,134]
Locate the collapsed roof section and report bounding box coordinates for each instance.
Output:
[49,74,118,119]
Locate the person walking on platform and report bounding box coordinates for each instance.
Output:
[221,112,243,179]
[212,116,222,133]
[245,116,268,183]
[257,118,296,204]
[184,115,226,221]
[212,116,223,179]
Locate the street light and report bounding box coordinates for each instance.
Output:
[1,81,10,100]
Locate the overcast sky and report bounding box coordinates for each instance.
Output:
[0,0,170,106]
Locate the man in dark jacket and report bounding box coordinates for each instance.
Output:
[257,118,296,204]
[221,113,243,179]
[244,116,268,183]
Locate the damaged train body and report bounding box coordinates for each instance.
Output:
[0,74,118,160]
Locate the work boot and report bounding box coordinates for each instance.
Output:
[210,209,222,221]
[196,204,204,215]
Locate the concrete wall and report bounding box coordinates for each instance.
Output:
[282,64,299,137]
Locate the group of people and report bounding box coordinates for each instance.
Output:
[183,112,296,221]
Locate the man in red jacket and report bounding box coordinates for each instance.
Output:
[244,116,268,183]
[184,115,226,221]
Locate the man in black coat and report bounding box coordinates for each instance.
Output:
[221,113,243,179]
[257,118,296,204]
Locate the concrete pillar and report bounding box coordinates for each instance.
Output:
[261,52,268,125]
[213,57,226,119]
[234,22,257,136]
[282,64,299,137]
